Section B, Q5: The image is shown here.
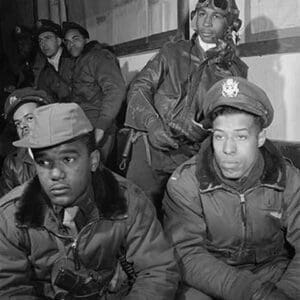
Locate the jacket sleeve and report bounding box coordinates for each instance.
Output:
[124,48,168,131]
[91,50,126,131]
[229,55,248,78]
[0,204,41,299]
[0,156,16,197]
[276,165,300,299]
[124,185,179,299]
[163,167,267,300]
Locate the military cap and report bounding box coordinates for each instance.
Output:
[4,87,52,120]
[36,19,62,38]
[203,77,274,128]
[13,103,93,149]
[62,21,89,39]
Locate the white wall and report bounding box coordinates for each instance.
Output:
[119,51,158,85]
[119,0,300,141]
[245,53,300,141]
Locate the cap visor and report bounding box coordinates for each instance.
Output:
[213,99,264,118]
[13,137,32,148]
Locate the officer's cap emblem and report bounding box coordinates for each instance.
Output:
[15,26,21,34]
[9,96,18,105]
[222,79,239,98]
[36,20,42,28]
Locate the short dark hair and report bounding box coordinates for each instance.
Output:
[210,106,264,131]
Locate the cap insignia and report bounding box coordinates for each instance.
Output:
[15,26,21,34]
[222,79,239,98]
[9,96,18,105]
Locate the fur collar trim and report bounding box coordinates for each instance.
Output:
[16,167,128,228]
[196,138,286,191]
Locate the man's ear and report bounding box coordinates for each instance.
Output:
[90,149,100,172]
[258,129,266,148]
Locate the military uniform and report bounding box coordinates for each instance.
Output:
[125,31,247,213]
[164,77,299,300]
[0,103,179,299]
[62,22,126,164]
[0,88,52,197]
[36,19,74,102]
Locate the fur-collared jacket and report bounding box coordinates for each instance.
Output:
[0,148,35,197]
[0,168,179,299]
[163,139,300,300]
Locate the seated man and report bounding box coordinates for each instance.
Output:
[62,21,126,164]
[164,77,299,300]
[0,102,178,299]
[36,19,74,103]
[0,87,52,197]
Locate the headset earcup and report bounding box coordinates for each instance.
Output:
[232,18,242,32]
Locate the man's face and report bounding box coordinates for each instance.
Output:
[13,102,38,139]
[196,6,228,43]
[64,29,87,58]
[212,112,266,179]
[38,31,61,58]
[34,139,99,207]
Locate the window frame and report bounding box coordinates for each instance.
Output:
[113,0,189,56]
[238,1,300,57]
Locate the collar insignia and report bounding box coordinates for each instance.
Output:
[222,78,239,98]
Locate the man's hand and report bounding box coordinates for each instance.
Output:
[185,119,211,143]
[95,128,104,144]
[147,120,178,151]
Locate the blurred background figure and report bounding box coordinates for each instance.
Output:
[13,25,40,88]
